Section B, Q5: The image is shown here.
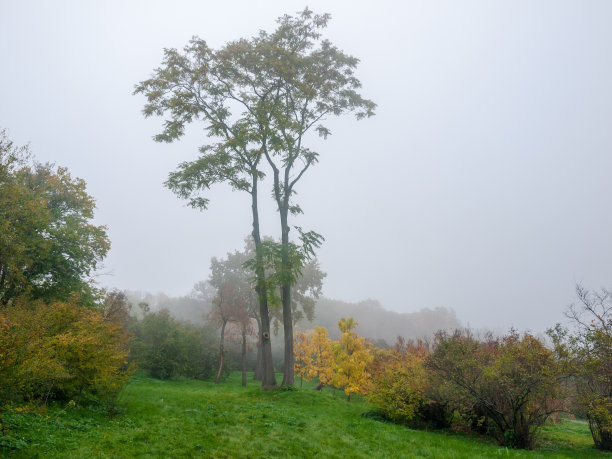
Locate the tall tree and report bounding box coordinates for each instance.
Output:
[257,9,376,385]
[135,8,373,387]
[135,36,283,389]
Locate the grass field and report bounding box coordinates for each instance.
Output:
[1,373,609,458]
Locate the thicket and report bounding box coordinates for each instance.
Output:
[296,323,571,450]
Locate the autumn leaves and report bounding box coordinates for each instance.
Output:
[294,318,373,401]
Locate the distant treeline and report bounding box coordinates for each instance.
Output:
[124,290,460,345]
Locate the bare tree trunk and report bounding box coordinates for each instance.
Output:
[241,328,247,386]
[215,319,227,384]
[264,150,294,387]
[254,316,262,380]
[251,176,277,390]
[280,205,295,386]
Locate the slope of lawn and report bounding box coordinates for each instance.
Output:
[1,373,609,458]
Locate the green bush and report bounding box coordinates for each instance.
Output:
[129,309,219,380]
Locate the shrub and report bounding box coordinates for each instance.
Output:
[0,297,132,408]
[549,286,612,451]
[368,342,427,425]
[367,338,451,429]
[426,329,562,449]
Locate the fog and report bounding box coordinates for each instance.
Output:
[2,0,611,332]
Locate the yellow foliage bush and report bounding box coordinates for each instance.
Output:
[294,327,335,388]
[367,340,430,425]
[332,318,373,401]
[0,297,132,408]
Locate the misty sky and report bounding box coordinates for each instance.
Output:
[2,0,611,332]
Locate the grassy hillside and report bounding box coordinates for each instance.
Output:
[3,374,607,458]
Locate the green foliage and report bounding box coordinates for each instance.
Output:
[128,309,219,380]
[239,236,325,326]
[0,130,109,305]
[426,329,563,449]
[244,235,323,309]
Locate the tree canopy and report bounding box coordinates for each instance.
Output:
[0,130,109,305]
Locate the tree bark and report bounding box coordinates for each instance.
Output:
[241,328,247,386]
[251,175,277,390]
[280,205,295,386]
[264,145,296,387]
[253,316,262,380]
[215,319,227,384]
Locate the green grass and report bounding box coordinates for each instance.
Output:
[2,373,609,458]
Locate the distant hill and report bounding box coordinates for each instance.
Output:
[298,297,461,345]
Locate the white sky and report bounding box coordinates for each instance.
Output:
[2,0,611,331]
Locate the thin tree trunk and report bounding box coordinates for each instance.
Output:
[280,205,295,386]
[264,149,295,387]
[254,316,262,380]
[241,328,247,387]
[215,319,227,384]
[251,176,276,390]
